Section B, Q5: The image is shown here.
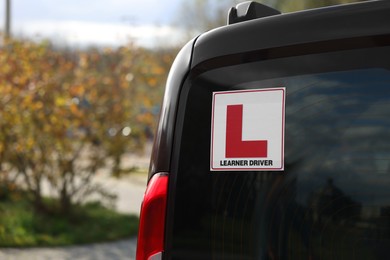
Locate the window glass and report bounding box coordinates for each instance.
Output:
[168,46,390,260]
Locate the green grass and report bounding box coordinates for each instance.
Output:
[0,196,139,247]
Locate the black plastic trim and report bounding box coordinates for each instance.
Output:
[191,34,390,78]
[148,38,197,180]
[228,1,280,25]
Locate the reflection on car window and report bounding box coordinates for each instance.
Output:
[169,48,390,259]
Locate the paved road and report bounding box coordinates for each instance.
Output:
[0,238,137,260]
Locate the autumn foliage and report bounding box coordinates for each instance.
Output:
[0,39,175,214]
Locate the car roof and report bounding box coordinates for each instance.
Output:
[192,0,390,69]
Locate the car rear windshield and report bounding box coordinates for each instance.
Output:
[166,41,390,259]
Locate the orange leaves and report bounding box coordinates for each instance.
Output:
[151,66,165,76]
[136,112,154,125]
[69,84,85,96]
[70,103,81,116]
[147,77,158,87]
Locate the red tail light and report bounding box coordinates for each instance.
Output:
[136,173,169,260]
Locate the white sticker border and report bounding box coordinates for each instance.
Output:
[210,87,286,172]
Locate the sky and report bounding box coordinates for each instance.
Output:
[0,0,187,48]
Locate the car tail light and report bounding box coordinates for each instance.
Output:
[136,173,169,260]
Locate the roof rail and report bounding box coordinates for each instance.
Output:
[228,1,281,25]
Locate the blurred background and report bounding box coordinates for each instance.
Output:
[0,0,366,259]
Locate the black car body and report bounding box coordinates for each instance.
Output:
[137,1,390,259]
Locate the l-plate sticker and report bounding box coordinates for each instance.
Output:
[210,88,285,171]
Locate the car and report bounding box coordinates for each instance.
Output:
[136,1,390,259]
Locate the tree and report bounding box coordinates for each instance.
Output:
[0,39,174,215]
[276,0,367,12]
[175,0,367,41]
